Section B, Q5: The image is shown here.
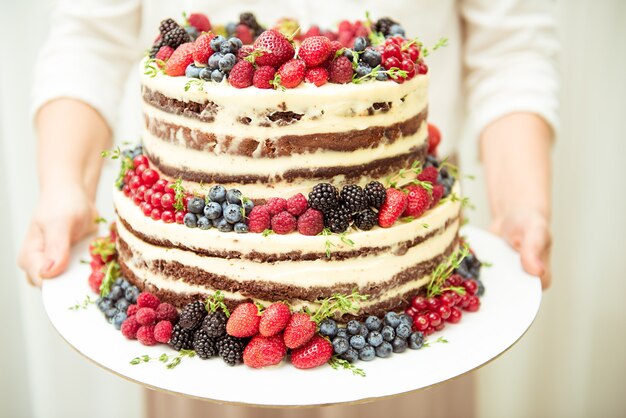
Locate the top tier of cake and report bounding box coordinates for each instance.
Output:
[141,65,429,199]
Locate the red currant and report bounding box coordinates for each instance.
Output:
[401,58,414,73]
[466,295,481,312]
[161,193,174,210]
[122,184,131,197]
[392,75,405,84]
[153,179,168,193]
[427,297,441,311]
[411,295,428,311]
[440,292,456,308]
[134,163,147,175]
[175,211,185,224]
[383,56,401,69]
[383,44,402,60]
[437,304,452,320]
[435,323,445,332]
[143,188,154,203]
[133,154,149,167]
[459,294,471,309]
[405,306,418,317]
[132,193,143,205]
[150,191,163,208]
[427,312,442,327]
[463,279,478,295]
[418,62,428,74]
[141,202,153,217]
[161,210,174,223]
[447,307,462,324]
[407,45,420,62]
[183,195,193,210]
[423,326,435,336]
[412,314,429,332]
[141,169,159,187]
[135,185,147,201]
[150,207,162,220]
[448,274,464,286]
[128,175,142,190]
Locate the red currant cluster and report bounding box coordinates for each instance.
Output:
[378,37,427,83]
[405,274,481,336]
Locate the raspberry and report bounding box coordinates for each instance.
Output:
[329,56,354,84]
[253,66,276,89]
[156,303,179,323]
[271,211,297,234]
[329,40,343,58]
[237,45,254,60]
[417,166,438,185]
[121,316,140,339]
[188,13,211,32]
[298,36,332,67]
[276,59,305,89]
[235,24,254,45]
[165,42,195,76]
[305,67,329,86]
[192,33,215,66]
[402,185,432,218]
[253,29,295,68]
[297,208,324,236]
[126,304,139,316]
[286,193,308,216]
[378,188,408,228]
[136,307,157,326]
[137,292,160,309]
[155,46,174,62]
[248,205,271,233]
[430,184,444,208]
[137,325,157,346]
[266,197,287,216]
[88,270,103,294]
[228,60,254,88]
[154,320,173,343]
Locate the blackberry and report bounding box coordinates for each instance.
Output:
[159,18,179,35]
[169,324,194,351]
[364,181,387,209]
[201,311,227,338]
[149,39,165,58]
[193,329,218,359]
[374,17,399,36]
[308,183,340,213]
[178,301,206,330]
[239,12,264,36]
[353,208,378,231]
[216,335,246,366]
[324,206,351,233]
[340,184,368,214]
[164,27,191,48]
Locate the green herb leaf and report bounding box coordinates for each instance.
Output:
[205,291,230,317]
[99,261,121,298]
[311,289,369,323]
[426,245,470,298]
[168,178,186,211]
[262,229,274,237]
[329,356,366,377]
[68,295,96,311]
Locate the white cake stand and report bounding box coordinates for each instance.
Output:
[42,225,541,407]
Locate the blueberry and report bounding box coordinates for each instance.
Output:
[375,72,389,81]
[219,53,236,72]
[120,280,130,290]
[408,332,424,350]
[125,286,140,303]
[203,202,221,220]
[210,35,225,52]
[221,200,229,213]
[375,341,393,358]
[384,312,401,328]
[242,198,254,215]
[392,337,408,353]
[226,189,243,205]
[229,37,243,50]
[105,307,119,320]
[456,263,471,279]
[199,67,212,81]
[349,334,366,350]
[396,323,411,340]
[362,49,382,68]
[208,52,223,70]
[332,337,349,355]
[115,298,130,312]
[364,315,382,331]
[185,26,199,41]
[211,69,224,83]
[97,298,112,312]
[476,279,485,297]
[426,154,440,168]
[112,312,127,330]
[186,63,202,78]
[114,278,124,286]
[399,314,413,328]
[208,185,227,203]
[183,212,198,228]
[352,36,366,52]
[346,320,361,335]
[355,63,371,78]
[359,345,376,361]
[320,319,338,338]
[367,331,383,347]
[381,325,395,342]
[187,197,205,214]
[389,24,405,36]
[343,49,355,60]
[220,41,234,54]
[225,22,237,36]
[216,218,233,232]
[197,216,212,230]
[234,222,249,233]
[336,328,348,339]
[109,285,123,301]
[358,324,369,337]
[341,347,359,363]
[223,204,243,224]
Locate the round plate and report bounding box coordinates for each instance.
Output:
[42,225,541,407]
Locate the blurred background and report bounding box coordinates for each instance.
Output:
[1,0,625,417]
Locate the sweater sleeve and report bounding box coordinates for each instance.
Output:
[460,0,560,136]
[31,0,141,130]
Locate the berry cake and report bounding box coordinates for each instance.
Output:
[113,13,462,321]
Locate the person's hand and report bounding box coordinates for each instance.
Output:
[18,185,99,287]
[490,207,552,289]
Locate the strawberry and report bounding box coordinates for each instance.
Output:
[253,66,277,89]
[155,46,174,62]
[253,29,295,68]
[305,67,329,86]
[276,59,305,88]
[192,33,215,67]
[430,184,444,208]
[235,24,254,45]
[298,36,332,67]
[417,166,438,185]
[290,335,333,369]
[377,188,408,227]
[237,45,254,61]
[329,56,354,84]
[229,60,254,88]
[165,42,195,76]
[428,123,441,155]
[402,185,432,218]
[283,312,316,349]
[188,13,211,32]
[89,237,115,264]
[243,334,287,368]
[226,303,260,337]
[303,26,321,38]
[259,302,291,337]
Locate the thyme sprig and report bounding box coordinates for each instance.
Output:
[205,291,230,317]
[423,336,449,347]
[320,228,355,258]
[422,37,449,58]
[100,261,121,298]
[426,245,470,298]
[385,161,432,193]
[68,295,96,311]
[101,147,134,189]
[144,58,165,78]
[168,178,186,211]
[130,350,196,369]
[441,192,475,210]
[311,290,369,323]
[329,356,366,377]
[262,229,274,237]
[352,65,408,84]
[184,78,205,92]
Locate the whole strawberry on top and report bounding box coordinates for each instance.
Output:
[253,29,295,68]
